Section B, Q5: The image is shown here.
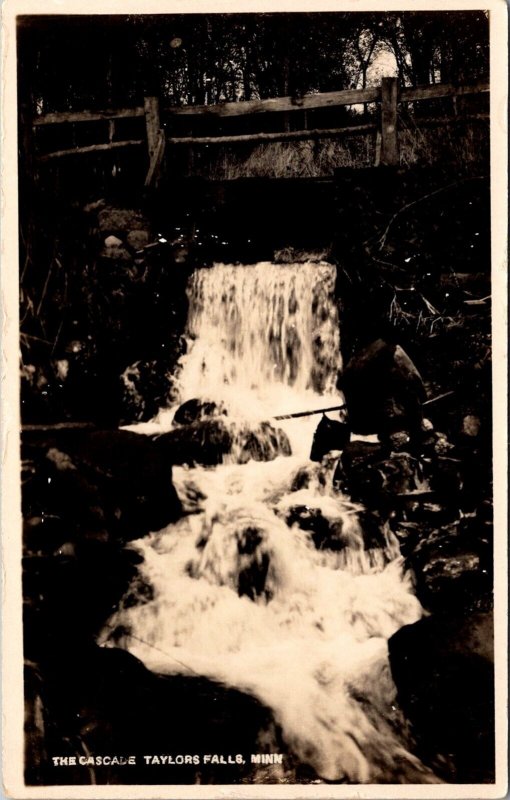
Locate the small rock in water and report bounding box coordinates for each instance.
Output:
[173,398,226,426]
[236,422,291,463]
[285,505,338,550]
[155,419,233,467]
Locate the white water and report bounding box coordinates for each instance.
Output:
[105,262,438,783]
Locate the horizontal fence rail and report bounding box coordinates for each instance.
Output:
[30,78,490,186]
[33,106,145,126]
[32,80,488,126]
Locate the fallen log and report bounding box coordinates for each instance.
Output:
[273,390,454,422]
[273,404,346,421]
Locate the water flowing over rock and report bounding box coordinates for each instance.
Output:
[98,261,445,784]
[180,262,342,416]
[172,398,227,426]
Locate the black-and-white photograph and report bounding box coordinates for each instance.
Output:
[3,3,507,796]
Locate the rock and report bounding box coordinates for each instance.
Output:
[23,540,143,654]
[100,242,132,261]
[173,398,226,426]
[339,440,386,472]
[274,247,331,264]
[98,207,150,236]
[341,339,425,438]
[376,452,421,495]
[159,416,291,467]
[155,419,233,467]
[22,429,182,546]
[104,235,123,248]
[235,421,291,463]
[461,413,481,438]
[83,198,106,214]
[335,440,424,517]
[429,454,463,500]
[235,525,271,600]
[285,505,340,550]
[25,644,283,785]
[387,430,411,451]
[389,611,494,783]
[333,441,385,500]
[433,432,455,455]
[283,501,389,555]
[406,515,492,613]
[126,229,150,251]
[309,414,350,462]
[120,360,179,423]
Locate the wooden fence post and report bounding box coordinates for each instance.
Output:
[144,96,161,159]
[380,77,399,166]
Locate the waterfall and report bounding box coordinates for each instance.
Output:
[182,261,341,407]
[105,262,437,784]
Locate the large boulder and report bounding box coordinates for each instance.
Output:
[389,611,494,783]
[25,644,284,786]
[341,339,425,439]
[22,428,182,547]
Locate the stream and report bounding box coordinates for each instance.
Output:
[101,261,440,784]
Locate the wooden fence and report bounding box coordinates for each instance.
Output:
[31,77,489,189]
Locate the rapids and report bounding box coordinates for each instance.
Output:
[104,261,439,784]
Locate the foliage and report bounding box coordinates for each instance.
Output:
[18,12,489,115]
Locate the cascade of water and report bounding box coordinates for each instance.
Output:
[181,261,341,406]
[105,262,435,784]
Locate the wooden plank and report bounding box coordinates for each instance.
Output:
[165,87,381,118]
[144,129,166,188]
[144,96,161,159]
[374,130,382,167]
[33,106,144,126]
[380,76,398,167]
[167,123,377,146]
[401,80,489,103]
[30,81,489,130]
[38,140,143,161]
